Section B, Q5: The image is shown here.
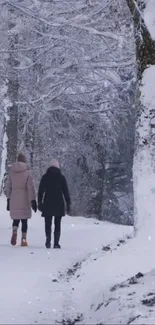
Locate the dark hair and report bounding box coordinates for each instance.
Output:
[17,152,27,163]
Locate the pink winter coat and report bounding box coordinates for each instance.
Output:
[7,162,36,220]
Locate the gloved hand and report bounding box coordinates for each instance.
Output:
[66,204,71,215]
[38,202,43,212]
[7,198,10,211]
[31,200,37,213]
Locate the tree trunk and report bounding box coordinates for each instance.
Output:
[126,0,155,234]
[6,9,19,167]
[7,22,18,166]
[0,8,19,193]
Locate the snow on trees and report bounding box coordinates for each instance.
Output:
[0,0,136,223]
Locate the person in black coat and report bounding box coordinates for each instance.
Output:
[38,159,71,249]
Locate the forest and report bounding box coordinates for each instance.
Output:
[0,0,139,225]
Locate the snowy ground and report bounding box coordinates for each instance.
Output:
[1,149,155,325]
[94,269,155,325]
[0,197,133,324]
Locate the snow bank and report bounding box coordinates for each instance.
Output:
[90,269,155,324]
[140,65,155,108]
[60,227,155,324]
[134,65,155,239]
[144,0,155,40]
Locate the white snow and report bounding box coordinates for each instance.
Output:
[0,197,132,324]
[140,66,155,109]
[90,269,155,324]
[144,0,155,40]
[135,65,155,235]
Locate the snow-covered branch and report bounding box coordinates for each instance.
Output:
[0,0,136,222]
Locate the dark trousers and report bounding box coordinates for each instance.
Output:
[45,216,62,244]
[13,219,28,233]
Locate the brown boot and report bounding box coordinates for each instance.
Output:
[21,233,28,247]
[11,231,17,246]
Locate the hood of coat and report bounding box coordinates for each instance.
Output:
[11,162,29,173]
[46,166,61,179]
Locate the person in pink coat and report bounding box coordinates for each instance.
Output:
[7,153,37,246]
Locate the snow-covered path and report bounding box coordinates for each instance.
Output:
[0,198,132,324]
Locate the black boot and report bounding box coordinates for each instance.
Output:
[54,232,61,249]
[45,236,51,249]
[45,217,52,249]
[54,243,61,249]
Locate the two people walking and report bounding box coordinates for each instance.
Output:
[7,153,71,248]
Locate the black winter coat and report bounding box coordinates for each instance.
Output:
[38,167,71,217]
